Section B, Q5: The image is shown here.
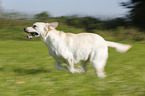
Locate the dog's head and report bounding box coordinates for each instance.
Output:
[24,22,58,39]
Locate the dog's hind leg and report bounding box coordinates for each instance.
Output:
[90,48,108,78]
[79,60,89,73]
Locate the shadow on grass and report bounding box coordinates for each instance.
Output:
[14,67,51,75]
[0,67,4,71]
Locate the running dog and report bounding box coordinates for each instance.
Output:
[24,22,132,78]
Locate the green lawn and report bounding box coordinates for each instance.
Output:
[0,41,145,96]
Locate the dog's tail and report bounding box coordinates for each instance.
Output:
[106,41,132,53]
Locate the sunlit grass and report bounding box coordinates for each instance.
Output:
[0,41,145,96]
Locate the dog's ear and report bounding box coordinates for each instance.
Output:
[48,22,58,29]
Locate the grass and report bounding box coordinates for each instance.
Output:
[0,41,145,96]
[0,18,145,95]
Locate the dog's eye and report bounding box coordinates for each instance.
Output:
[33,25,37,28]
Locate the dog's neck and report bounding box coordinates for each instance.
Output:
[40,29,64,43]
[41,29,66,55]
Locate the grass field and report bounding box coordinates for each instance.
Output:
[0,19,145,96]
[0,41,145,96]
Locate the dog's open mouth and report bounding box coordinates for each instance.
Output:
[27,32,39,39]
[24,28,39,39]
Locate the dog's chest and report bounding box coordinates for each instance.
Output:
[45,39,69,60]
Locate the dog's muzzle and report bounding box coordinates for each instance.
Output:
[24,27,39,39]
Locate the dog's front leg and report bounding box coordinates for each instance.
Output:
[67,60,82,73]
[67,60,75,73]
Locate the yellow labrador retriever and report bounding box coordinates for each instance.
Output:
[24,22,131,78]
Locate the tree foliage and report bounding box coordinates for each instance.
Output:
[103,18,127,29]
[121,0,145,29]
[66,16,102,32]
[65,16,126,31]
[34,11,51,20]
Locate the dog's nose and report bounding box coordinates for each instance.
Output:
[24,27,27,32]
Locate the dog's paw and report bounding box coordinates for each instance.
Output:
[77,66,86,73]
[97,72,106,78]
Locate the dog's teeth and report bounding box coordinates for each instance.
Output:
[27,35,33,39]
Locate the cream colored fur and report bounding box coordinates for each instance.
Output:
[24,22,132,78]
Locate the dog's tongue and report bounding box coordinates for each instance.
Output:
[27,35,33,39]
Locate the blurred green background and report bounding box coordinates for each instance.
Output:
[0,0,145,96]
[0,15,144,96]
